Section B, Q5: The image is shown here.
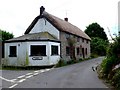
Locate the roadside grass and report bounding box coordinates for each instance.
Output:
[0,66,2,70]
[56,57,93,68]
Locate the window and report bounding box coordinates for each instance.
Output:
[77,37,80,42]
[66,47,70,55]
[82,38,84,42]
[77,47,79,55]
[30,45,46,56]
[86,40,89,44]
[9,46,17,57]
[51,45,58,55]
[85,48,87,55]
[65,33,70,39]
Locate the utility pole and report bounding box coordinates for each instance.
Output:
[118,1,120,36]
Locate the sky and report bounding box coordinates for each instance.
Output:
[0,0,120,41]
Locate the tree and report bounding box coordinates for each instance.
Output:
[0,29,14,42]
[91,37,108,56]
[85,23,109,56]
[85,23,108,41]
[0,29,14,58]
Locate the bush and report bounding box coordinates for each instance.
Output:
[99,36,120,89]
[112,69,120,89]
[79,58,83,61]
[101,56,119,77]
[56,59,67,67]
[67,60,75,64]
[90,53,99,58]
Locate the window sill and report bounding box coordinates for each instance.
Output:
[66,55,70,56]
[51,55,59,56]
[9,55,17,57]
[29,55,47,57]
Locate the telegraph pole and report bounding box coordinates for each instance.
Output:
[118,1,120,36]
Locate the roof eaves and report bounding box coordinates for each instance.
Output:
[24,15,41,34]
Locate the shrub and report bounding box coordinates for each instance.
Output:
[99,36,120,89]
[101,55,119,78]
[90,53,99,58]
[112,69,120,89]
[67,59,75,64]
[56,59,67,67]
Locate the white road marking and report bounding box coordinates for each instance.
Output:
[25,75,33,79]
[45,69,50,71]
[17,75,25,79]
[40,70,45,73]
[11,79,17,82]
[2,68,53,88]
[34,70,40,73]
[9,84,18,88]
[33,73,39,76]
[0,76,14,82]
[18,79,26,83]
[26,73,33,75]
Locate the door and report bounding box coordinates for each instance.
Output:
[82,48,85,58]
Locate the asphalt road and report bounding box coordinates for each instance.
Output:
[1,57,109,88]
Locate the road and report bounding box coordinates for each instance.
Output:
[1,57,109,88]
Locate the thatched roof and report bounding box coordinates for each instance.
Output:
[25,8,91,40]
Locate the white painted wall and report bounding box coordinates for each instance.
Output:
[48,42,60,65]
[29,18,60,39]
[4,42,27,66]
[4,41,60,66]
[27,41,50,66]
[27,41,60,66]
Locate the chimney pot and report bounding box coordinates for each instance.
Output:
[64,17,68,21]
[40,6,45,16]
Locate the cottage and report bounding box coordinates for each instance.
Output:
[4,6,91,66]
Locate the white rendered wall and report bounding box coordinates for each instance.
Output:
[4,41,60,66]
[48,42,60,65]
[4,42,27,66]
[29,18,60,39]
[27,41,60,66]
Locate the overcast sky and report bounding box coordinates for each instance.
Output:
[0,0,119,40]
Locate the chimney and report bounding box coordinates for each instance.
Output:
[40,6,45,16]
[64,17,68,22]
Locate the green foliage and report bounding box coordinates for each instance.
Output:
[99,36,120,89]
[67,37,76,47]
[67,37,76,60]
[91,37,108,56]
[90,53,99,58]
[67,59,77,64]
[85,23,109,56]
[56,59,67,67]
[112,69,120,89]
[0,29,14,41]
[107,37,120,57]
[85,22,108,41]
[101,56,118,77]
[26,51,29,66]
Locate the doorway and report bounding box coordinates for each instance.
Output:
[82,48,85,58]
